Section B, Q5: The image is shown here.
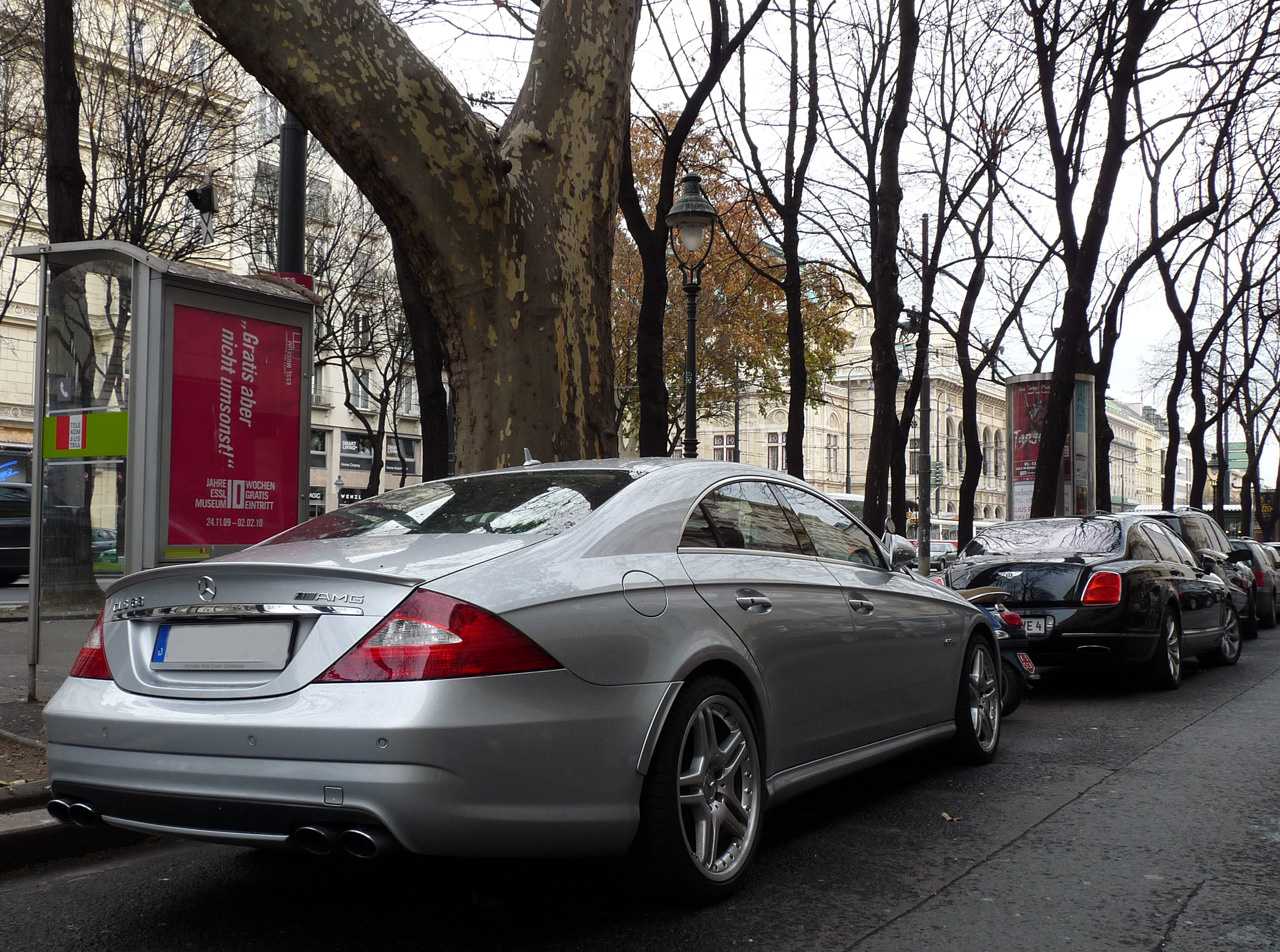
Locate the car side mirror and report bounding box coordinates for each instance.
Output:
[1196,549,1219,570]
[891,545,916,570]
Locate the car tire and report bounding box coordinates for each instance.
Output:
[1200,603,1242,668]
[635,675,763,902]
[1146,609,1183,690]
[1243,589,1259,640]
[0,573,18,587]
[1000,658,1025,717]
[950,637,1000,765]
[1264,591,1277,630]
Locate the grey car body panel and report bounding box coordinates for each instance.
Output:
[45,458,996,860]
[45,670,668,856]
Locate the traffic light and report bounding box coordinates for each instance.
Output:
[185,184,217,214]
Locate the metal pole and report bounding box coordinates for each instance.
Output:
[918,352,932,573]
[733,363,741,462]
[845,376,853,494]
[683,281,700,459]
[277,110,307,273]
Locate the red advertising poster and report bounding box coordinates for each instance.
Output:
[168,306,303,545]
[1009,378,1053,521]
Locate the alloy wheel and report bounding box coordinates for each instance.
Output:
[675,696,761,882]
[967,645,1000,754]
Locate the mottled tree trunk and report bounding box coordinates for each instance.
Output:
[191,0,636,470]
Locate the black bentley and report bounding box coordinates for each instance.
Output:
[942,513,1241,688]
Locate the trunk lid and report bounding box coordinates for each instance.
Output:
[948,556,1104,606]
[100,535,539,700]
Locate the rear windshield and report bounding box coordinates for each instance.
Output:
[264,471,636,543]
[962,519,1123,556]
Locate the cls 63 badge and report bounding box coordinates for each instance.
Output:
[112,595,145,613]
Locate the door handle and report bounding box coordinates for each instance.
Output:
[848,598,875,615]
[735,589,772,613]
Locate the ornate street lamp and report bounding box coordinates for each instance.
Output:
[665,173,718,459]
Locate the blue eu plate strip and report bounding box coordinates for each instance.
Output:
[151,625,171,663]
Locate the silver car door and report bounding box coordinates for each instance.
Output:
[773,485,961,736]
[678,480,860,771]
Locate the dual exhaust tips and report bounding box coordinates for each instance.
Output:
[47,798,100,828]
[48,800,391,859]
[290,824,391,859]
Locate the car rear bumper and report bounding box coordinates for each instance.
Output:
[1023,630,1157,667]
[44,671,673,857]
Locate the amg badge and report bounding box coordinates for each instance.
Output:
[295,592,365,604]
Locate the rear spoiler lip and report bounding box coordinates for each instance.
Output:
[104,561,426,600]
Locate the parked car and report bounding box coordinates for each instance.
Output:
[941,513,1241,688]
[1226,538,1279,630]
[91,527,117,558]
[1143,509,1258,639]
[44,459,1002,900]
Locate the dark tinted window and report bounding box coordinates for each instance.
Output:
[1126,527,1158,562]
[963,518,1122,556]
[265,471,635,543]
[679,504,721,548]
[699,481,803,555]
[773,485,882,567]
[1157,514,1215,552]
[1141,524,1182,564]
[1148,523,1199,568]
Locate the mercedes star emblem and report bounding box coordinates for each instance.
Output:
[196,576,217,602]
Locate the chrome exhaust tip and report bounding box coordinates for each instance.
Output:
[339,827,388,859]
[291,825,337,856]
[68,801,100,828]
[1076,645,1111,655]
[46,799,73,824]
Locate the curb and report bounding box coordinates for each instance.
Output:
[0,806,145,874]
[0,727,45,751]
[0,777,50,814]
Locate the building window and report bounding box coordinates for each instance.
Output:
[908,437,919,476]
[825,434,839,473]
[352,369,374,410]
[312,364,327,406]
[945,418,955,471]
[307,179,332,222]
[397,376,419,417]
[994,430,1004,478]
[982,427,992,476]
[309,429,328,469]
[258,93,280,142]
[767,432,786,471]
[127,15,146,62]
[386,437,418,476]
[189,40,209,79]
[712,433,736,462]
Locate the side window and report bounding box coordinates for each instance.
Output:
[0,486,28,519]
[773,484,883,567]
[1142,525,1181,564]
[679,503,721,548]
[1156,525,1200,569]
[1206,520,1231,552]
[1174,516,1212,553]
[699,481,803,555]
[1126,527,1158,562]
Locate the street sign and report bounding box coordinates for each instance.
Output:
[200,211,214,247]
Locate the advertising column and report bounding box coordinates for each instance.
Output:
[167,305,304,552]
[1006,373,1095,519]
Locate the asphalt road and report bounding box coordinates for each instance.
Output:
[3,637,1280,952]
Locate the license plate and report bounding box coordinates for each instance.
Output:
[151,622,293,670]
[1023,617,1046,636]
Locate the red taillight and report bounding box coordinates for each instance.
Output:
[999,611,1022,628]
[1081,571,1123,606]
[1253,569,1266,587]
[68,610,112,680]
[316,590,560,683]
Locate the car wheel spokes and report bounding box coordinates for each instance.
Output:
[1166,617,1181,678]
[968,648,999,752]
[676,697,760,879]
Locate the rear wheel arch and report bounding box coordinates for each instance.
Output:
[678,660,768,774]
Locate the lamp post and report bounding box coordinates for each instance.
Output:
[665,173,718,459]
[845,374,854,493]
[333,474,344,508]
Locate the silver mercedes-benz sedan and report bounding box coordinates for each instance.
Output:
[44,458,1000,899]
